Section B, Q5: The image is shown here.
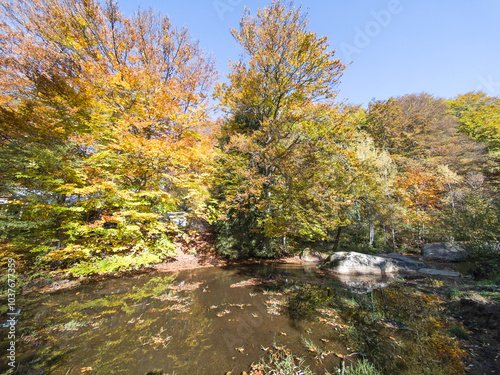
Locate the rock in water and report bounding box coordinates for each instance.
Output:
[423,243,467,262]
[322,251,425,275]
[381,253,426,268]
[419,268,461,277]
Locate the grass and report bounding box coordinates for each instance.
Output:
[447,325,470,340]
[60,319,87,331]
[446,286,500,303]
[446,287,465,300]
[478,290,500,302]
[301,336,320,353]
[343,358,381,375]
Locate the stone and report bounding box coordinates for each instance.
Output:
[422,243,467,262]
[300,249,327,263]
[322,251,425,275]
[380,253,427,269]
[419,268,461,277]
[300,254,323,262]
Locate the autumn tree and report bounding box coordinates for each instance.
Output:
[0,0,215,274]
[448,92,500,153]
[360,93,500,247]
[212,1,384,257]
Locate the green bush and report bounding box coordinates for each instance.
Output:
[214,205,282,258]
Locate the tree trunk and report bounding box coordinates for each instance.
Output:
[56,193,67,250]
[366,194,374,246]
[332,226,343,253]
[383,222,387,246]
[369,223,375,246]
[391,217,396,250]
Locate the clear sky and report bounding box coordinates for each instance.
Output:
[118,0,500,107]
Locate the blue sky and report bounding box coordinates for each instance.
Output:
[118,0,500,107]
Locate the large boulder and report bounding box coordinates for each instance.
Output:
[423,243,467,262]
[322,251,425,275]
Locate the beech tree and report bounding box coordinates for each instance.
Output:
[0,0,215,273]
[448,92,500,153]
[212,1,378,257]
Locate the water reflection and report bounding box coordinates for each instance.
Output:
[0,265,466,375]
[334,275,392,294]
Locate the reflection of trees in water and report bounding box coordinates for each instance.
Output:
[13,268,467,375]
[15,273,221,374]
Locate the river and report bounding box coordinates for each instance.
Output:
[1,264,467,374]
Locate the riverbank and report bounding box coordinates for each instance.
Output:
[16,245,303,296]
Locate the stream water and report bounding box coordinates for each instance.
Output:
[1,264,466,375]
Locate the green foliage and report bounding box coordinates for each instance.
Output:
[214,205,281,258]
[448,91,500,152]
[463,242,500,282]
[436,183,500,243]
[447,325,469,340]
[344,359,381,375]
[212,2,395,257]
[1,0,499,275]
[0,0,215,272]
[336,288,466,375]
[68,249,176,277]
[478,290,500,301]
[359,92,499,251]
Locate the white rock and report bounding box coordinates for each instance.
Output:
[322,251,424,275]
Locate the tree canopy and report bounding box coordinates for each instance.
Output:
[0,0,215,273]
[0,0,498,275]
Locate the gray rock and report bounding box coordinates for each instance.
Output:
[380,253,427,269]
[322,251,424,275]
[419,268,462,277]
[300,254,323,263]
[423,243,467,262]
[300,249,327,263]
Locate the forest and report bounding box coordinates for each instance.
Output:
[0,0,499,281]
